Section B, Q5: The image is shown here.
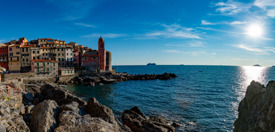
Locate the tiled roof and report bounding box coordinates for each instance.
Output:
[0,43,7,47]
[9,44,20,47]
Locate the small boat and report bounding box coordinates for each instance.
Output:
[253,64,261,67]
[147,63,156,66]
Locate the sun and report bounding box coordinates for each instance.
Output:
[246,24,264,38]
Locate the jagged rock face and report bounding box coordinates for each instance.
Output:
[40,84,86,106]
[30,100,59,132]
[85,97,117,124]
[234,81,275,132]
[122,106,175,132]
[56,101,130,132]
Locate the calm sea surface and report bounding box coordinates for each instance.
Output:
[66,65,275,131]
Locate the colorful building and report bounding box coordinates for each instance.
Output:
[81,37,112,72]
[0,43,8,70]
[20,45,34,72]
[31,59,58,76]
[8,44,21,72]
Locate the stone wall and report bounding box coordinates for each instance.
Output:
[3,73,35,81]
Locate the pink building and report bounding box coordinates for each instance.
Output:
[73,49,80,67]
[81,37,112,72]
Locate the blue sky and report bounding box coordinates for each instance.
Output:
[0,0,275,66]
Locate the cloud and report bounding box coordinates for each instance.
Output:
[233,44,273,55]
[145,24,201,39]
[254,0,275,17]
[82,33,127,38]
[201,20,216,25]
[267,9,275,17]
[234,44,265,52]
[45,0,97,21]
[162,50,181,53]
[201,20,247,25]
[214,0,251,15]
[74,23,96,28]
[189,41,204,47]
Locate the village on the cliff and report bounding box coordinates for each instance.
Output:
[0,37,112,80]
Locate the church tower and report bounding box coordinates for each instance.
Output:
[98,37,106,71]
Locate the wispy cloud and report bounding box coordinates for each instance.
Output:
[201,20,216,25]
[74,23,96,28]
[82,33,127,38]
[162,50,181,53]
[46,0,97,21]
[254,0,275,17]
[214,0,251,15]
[201,20,247,25]
[234,44,265,52]
[144,24,201,39]
[166,41,205,48]
[233,44,275,55]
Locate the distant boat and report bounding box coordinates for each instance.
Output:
[253,64,261,67]
[147,63,156,66]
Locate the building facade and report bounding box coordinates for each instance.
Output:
[20,45,33,72]
[81,37,112,72]
[31,59,58,76]
[8,44,21,72]
[0,44,8,70]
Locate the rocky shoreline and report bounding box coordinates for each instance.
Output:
[234,80,275,132]
[0,79,180,132]
[67,72,177,85]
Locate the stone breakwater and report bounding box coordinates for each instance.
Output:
[0,81,180,132]
[69,72,178,85]
[234,80,275,132]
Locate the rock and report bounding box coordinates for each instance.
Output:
[23,92,34,105]
[56,111,127,132]
[60,101,79,113]
[40,84,86,107]
[0,124,6,132]
[85,97,116,124]
[26,105,34,115]
[122,106,175,132]
[30,100,59,132]
[149,115,169,124]
[234,81,275,132]
[171,122,181,128]
[0,114,30,132]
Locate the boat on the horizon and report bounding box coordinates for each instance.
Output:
[253,64,261,67]
[147,63,156,66]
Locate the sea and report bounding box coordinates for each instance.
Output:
[66,65,275,132]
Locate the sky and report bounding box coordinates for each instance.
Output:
[0,0,275,66]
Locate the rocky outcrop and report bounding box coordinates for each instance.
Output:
[122,106,175,132]
[234,81,275,132]
[0,101,30,132]
[30,100,59,132]
[40,84,86,107]
[71,72,177,84]
[85,97,117,124]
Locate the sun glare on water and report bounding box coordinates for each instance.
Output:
[246,24,264,38]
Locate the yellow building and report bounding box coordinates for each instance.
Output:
[21,45,34,72]
[8,44,21,72]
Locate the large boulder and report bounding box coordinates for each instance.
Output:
[234,81,275,132]
[40,84,86,107]
[122,106,175,132]
[56,111,126,132]
[30,100,59,132]
[85,97,116,124]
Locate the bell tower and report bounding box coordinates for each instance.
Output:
[98,37,106,71]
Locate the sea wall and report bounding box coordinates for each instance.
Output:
[234,81,275,132]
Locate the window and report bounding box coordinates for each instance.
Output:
[67,53,68,55]
[47,68,49,71]
[37,51,39,54]
[47,62,49,65]
[22,48,24,52]
[33,51,35,54]
[16,52,20,55]
[33,57,35,59]
[17,57,19,61]
[26,58,28,62]
[22,58,24,62]
[26,48,28,52]
[43,63,45,66]
[37,63,39,66]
